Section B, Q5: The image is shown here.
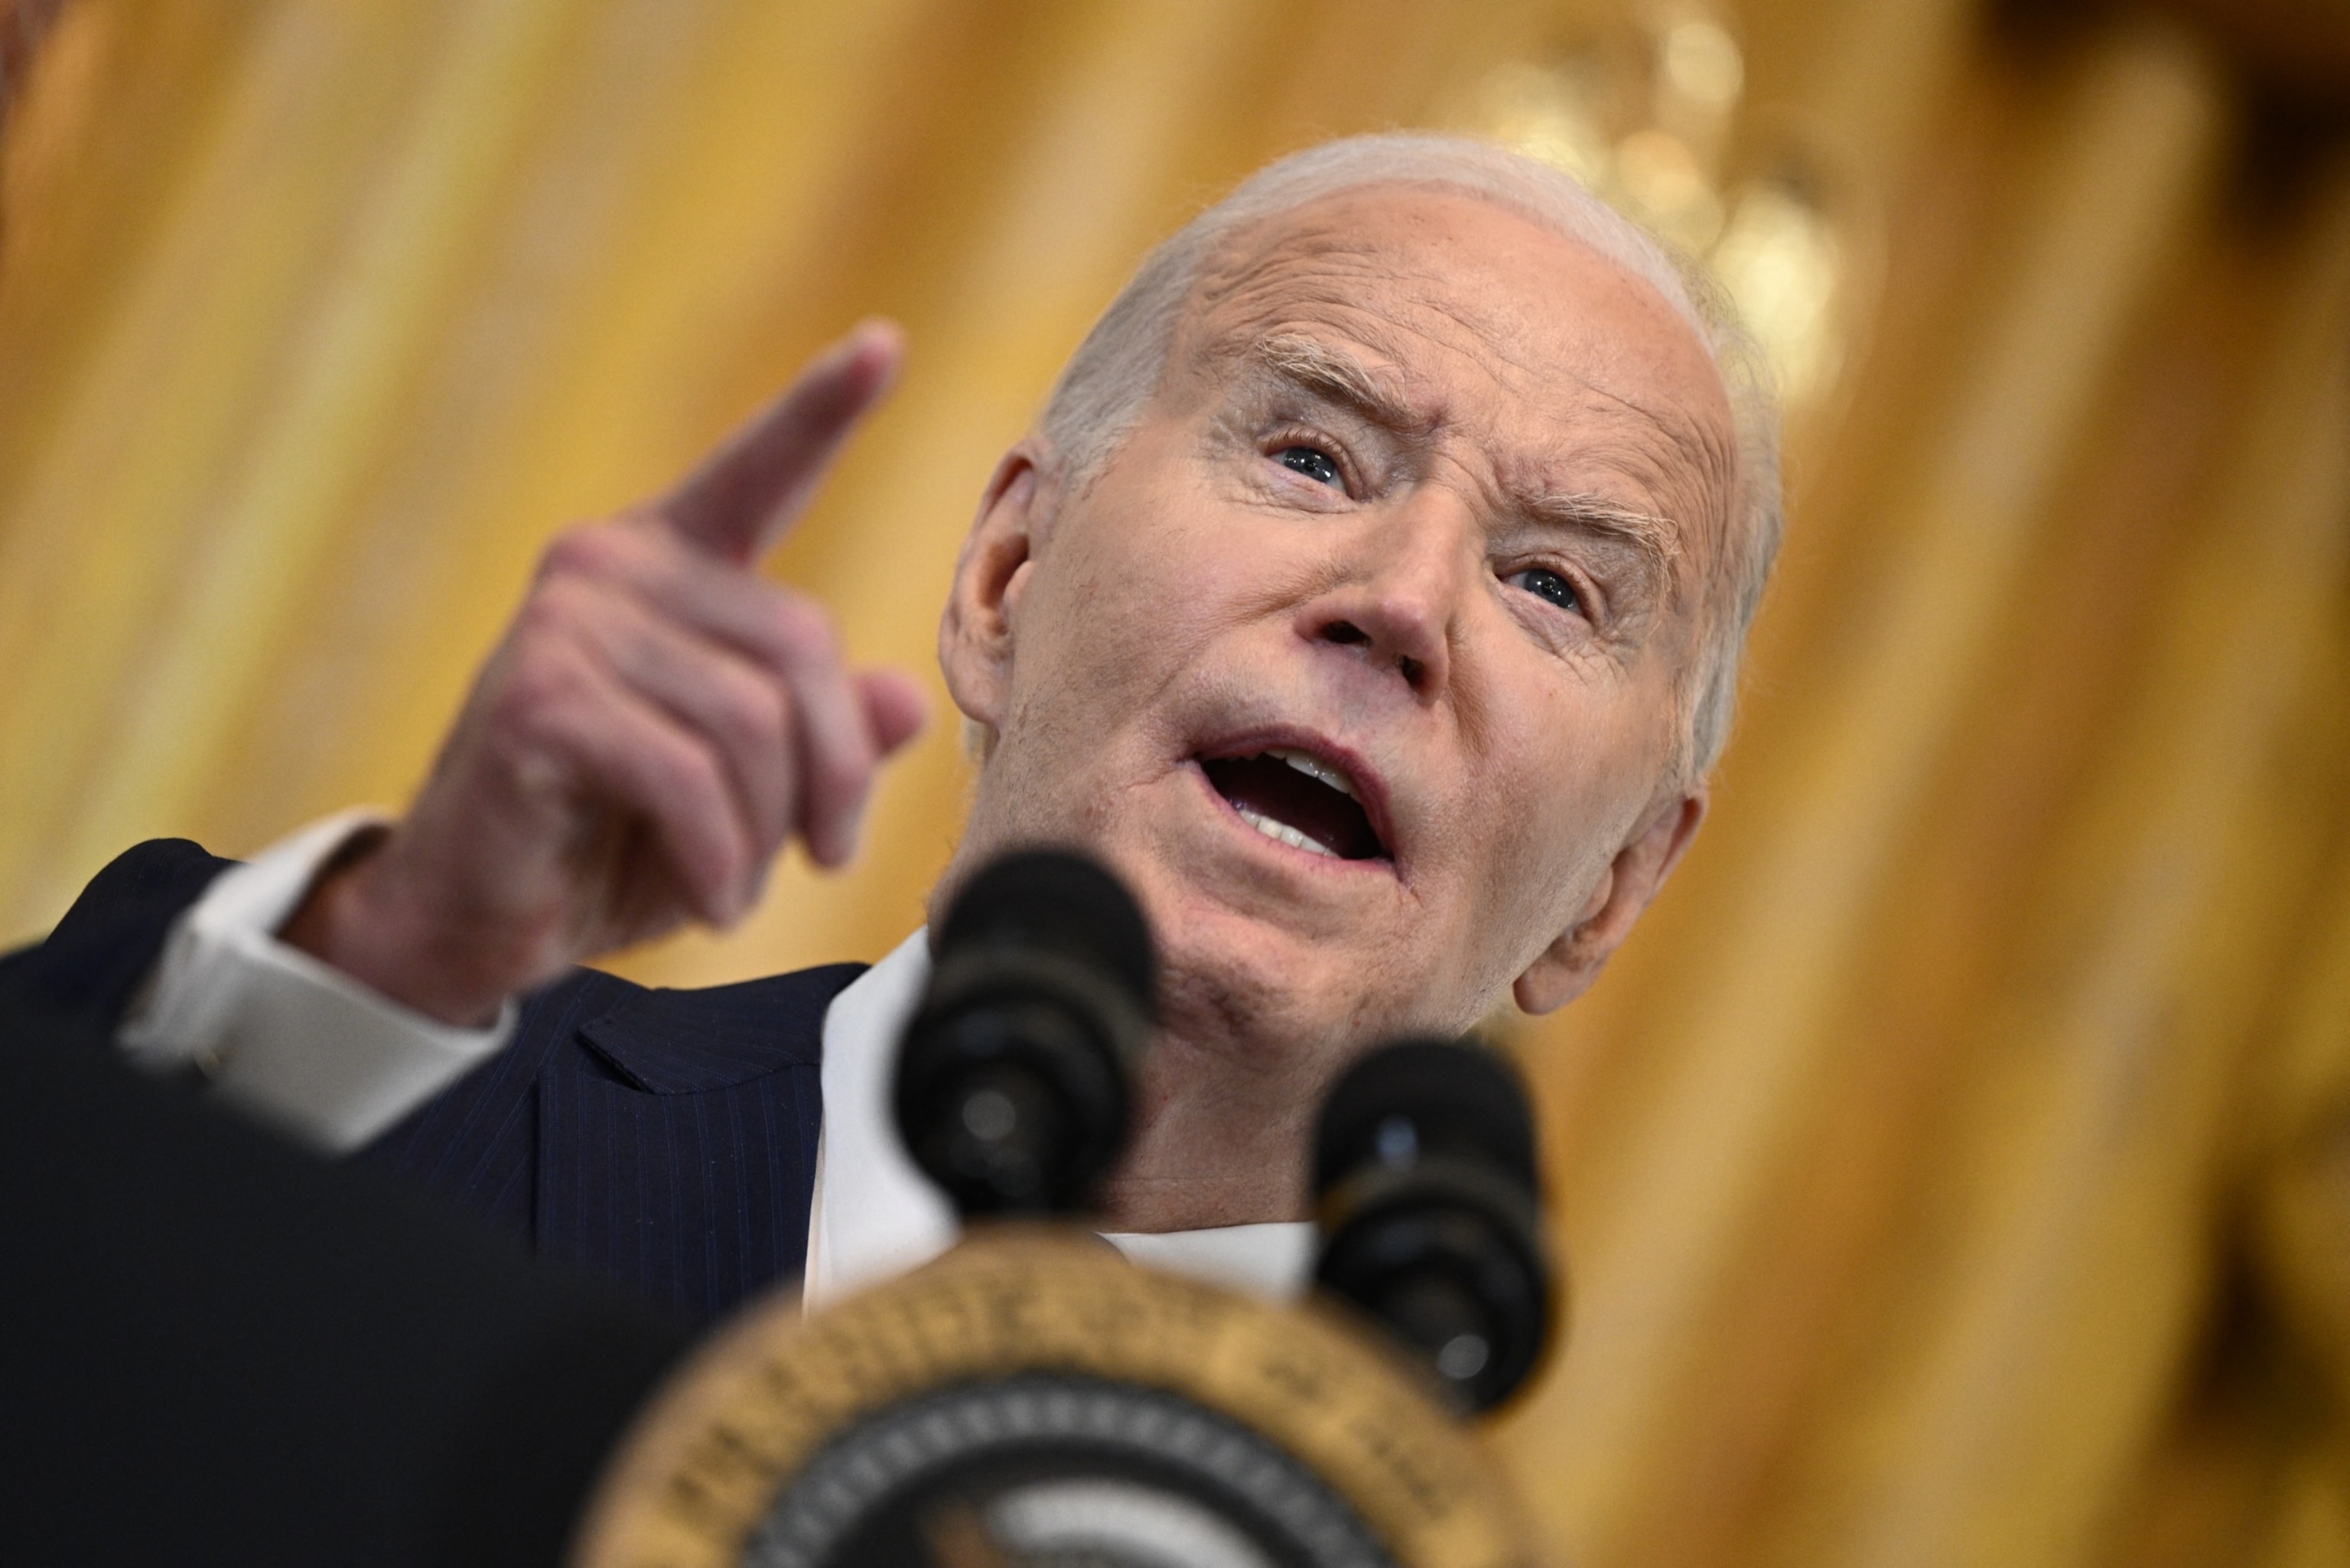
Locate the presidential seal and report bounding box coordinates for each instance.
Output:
[571,1231,1541,1568]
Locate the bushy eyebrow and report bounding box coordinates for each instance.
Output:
[1521,490,1682,599]
[1239,333,1685,597]
[1247,332,1436,438]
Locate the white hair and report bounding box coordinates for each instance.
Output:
[1035,132,1782,781]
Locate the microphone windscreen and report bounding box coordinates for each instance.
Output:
[937,847,1155,1010]
[1313,1038,1538,1198]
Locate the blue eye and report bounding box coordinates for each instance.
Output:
[1510,568,1580,613]
[1278,445,1342,487]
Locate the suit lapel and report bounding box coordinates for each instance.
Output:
[536,964,862,1322]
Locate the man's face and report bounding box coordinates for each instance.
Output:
[944,186,1734,1078]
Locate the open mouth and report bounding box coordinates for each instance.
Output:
[1200,747,1388,862]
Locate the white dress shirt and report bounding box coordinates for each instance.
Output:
[802,929,1315,1309]
[117,810,518,1151]
[117,817,1317,1306]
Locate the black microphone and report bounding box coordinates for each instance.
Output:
[1310,1038,1557,1414]
[893,847,1155,1216]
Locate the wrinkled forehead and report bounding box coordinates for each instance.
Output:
[1168,186,1738,576]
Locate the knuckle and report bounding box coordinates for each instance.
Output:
[516,572,605,646]
[493,652,581,739]
[494,639,561,704]
[770,597,840,669]
[542,520,658,585]
[812,733,874,805]
[538,524,611,581]
[725,675,789,755]
[665,740,729,811]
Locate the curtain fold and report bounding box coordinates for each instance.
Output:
[2,4,2343,1563]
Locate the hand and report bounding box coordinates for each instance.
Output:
[282,322,928,1026]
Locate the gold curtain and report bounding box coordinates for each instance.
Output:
[4,3,2346,1565]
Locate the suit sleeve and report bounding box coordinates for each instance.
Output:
[0,837,236,1035]
[0,958,694,1568]
[3,817,519,1153]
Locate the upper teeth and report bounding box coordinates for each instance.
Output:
[1267,747,1357,799]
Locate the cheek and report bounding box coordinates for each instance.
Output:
[1468,760,1604,922]
[1451,669,1671,933]
[1017,487,1277,708]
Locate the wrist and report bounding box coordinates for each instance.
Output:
[278,828,516,1029]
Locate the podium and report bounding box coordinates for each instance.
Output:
[578,1232,1536,1568]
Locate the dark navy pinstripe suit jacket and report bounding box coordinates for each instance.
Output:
[2,838,861,1326]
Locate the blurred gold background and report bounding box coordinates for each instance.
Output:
[5,2,2348,1563]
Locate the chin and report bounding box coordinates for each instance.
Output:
[1127,860,1417,1056]
[1157,927,1343,1062]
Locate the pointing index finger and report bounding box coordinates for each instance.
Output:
[656,319,904,565]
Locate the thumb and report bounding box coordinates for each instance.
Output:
[857,669,930,756]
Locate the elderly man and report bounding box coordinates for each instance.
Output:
[11,133,1776,1322]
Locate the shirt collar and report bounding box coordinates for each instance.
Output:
[806,929,1317,1311]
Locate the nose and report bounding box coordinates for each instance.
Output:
[1300,490,1476,698]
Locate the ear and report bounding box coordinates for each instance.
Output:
[939,444,1048,734]
[1512,789,1707,1014]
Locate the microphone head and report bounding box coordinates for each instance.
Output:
[936,848,1157,1005]
[1313,1037,1538,1200]
[1310,1038,1555,1416]
[896,847,1155,1217]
